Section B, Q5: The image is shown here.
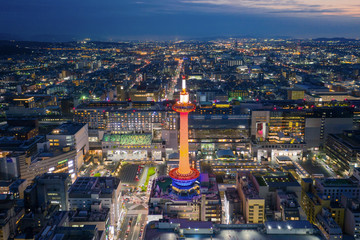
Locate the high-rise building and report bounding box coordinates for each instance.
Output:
[251,109,306,161]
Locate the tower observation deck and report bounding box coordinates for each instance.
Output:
[169,77,200,188]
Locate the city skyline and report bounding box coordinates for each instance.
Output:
[1,35,360,239]
[1,0,360,41]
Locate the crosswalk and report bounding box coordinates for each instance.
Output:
[127,203,148,215]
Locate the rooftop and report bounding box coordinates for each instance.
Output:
[166,218,213,229]
[145,220,322,240]
[216,149,235,159]
[69,209,109,222]
[265,220,314,230]
[0,181,13,188]
[255,173,300,188]
[47,122,86,136]
[103,133,152,145]
[239,174,262,199]
[150,174,220,202]
[225,188,240,202]
[318,178,358,187]
[0,135,44,152]
[68,177,120,198]
[329,130,360,149]
[36,173,70,181]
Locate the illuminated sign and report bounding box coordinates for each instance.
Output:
[57,159,68,165]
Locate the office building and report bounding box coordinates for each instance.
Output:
[107,109,177,133]
[67,208,110,233]
[24,173,71,212]
[315,177,360,202]
[0,195,24,240]
[252,173,301,216]
[305,108,353,149]
[68,177,121,230]
[301,178,348,229]
[276,190,300,221]
[19,144,77,182]
[224,188,241,224]
[325,130,360,175]
[38,225,103,240]
[287,89,305,100]
[0,179,27,199]
[0,118,39,140]
[0,135,44,180]
[341,195,360,239]
[236,172,265,224]
[316,208,343,240]
[47,122,88,172]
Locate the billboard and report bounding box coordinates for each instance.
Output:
[256,122,267,139]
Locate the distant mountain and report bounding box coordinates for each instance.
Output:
[0,33,24,41]
[0,43,31,56]
[312,37,359,42]
[0,33,79,42]
[26,34,79,42]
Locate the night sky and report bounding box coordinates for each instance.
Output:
[0,0,360,41]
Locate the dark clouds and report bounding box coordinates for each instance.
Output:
[0,0,359,41]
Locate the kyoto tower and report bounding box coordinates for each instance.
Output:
[170,77,200,188]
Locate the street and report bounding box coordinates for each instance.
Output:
[118,214,147,240]
[298,155,336,178]
[117,163,162,239]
